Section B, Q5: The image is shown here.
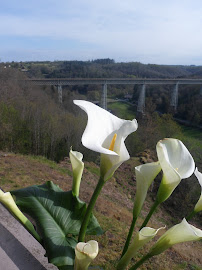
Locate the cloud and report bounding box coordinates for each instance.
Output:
[1,0,202,64]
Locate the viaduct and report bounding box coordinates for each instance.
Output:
[27,78,202,112]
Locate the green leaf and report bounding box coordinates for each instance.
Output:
[11,181,102,269]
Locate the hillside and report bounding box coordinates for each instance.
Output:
[0,152,201,270]
[7,60,202,79]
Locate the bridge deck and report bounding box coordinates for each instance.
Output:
[27,78,202,86]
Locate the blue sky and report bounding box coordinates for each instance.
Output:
[1,0,202,64]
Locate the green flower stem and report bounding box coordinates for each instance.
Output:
[78,178,105,242]
[128,254,152,270]
[21,218,42,244]
[121,216,137,258]
[72,177,81,197]
[186,210,196,221]
[74,258,88,270]
[140,200,160,230]
[11,208,41,243]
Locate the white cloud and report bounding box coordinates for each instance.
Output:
[1,0,202,64]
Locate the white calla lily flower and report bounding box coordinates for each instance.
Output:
[149,218,202,256]
[133,162,161,219]
[117,226,164,270]
[194,167,202,213]
[156,138,195,203]
[0,189,41,242]
[70,148,84,197]
[74,100,138,181]
[74,240,99,270]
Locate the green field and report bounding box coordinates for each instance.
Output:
[107,101,136,120]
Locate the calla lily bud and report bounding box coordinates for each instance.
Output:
[194,168,202,213]
[156,138,195,203]
[74,240,99,270]
[117,226,164,270]
[70,148,84,197]
[149,218,202,256]
[133,162,161,219]
[0,189,41,243]
[73,100,138,181]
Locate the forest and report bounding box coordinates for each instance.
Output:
[0,60,201,163]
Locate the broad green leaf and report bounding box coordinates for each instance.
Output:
[11,181,102,269]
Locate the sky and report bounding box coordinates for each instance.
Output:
[1,0,202,65]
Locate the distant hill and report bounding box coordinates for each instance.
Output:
[6,59,202,79]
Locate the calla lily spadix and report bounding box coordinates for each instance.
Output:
[74,240,99,270]
[70,148,84,197]
[117,226,164,270]
[156,138,195,203]
[0,189,41,243]
[194,167,202,213]
[73,100,138,181]
[133,162,161,219]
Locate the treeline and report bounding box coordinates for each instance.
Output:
[0,68,86,161]
[8,59,202,79]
